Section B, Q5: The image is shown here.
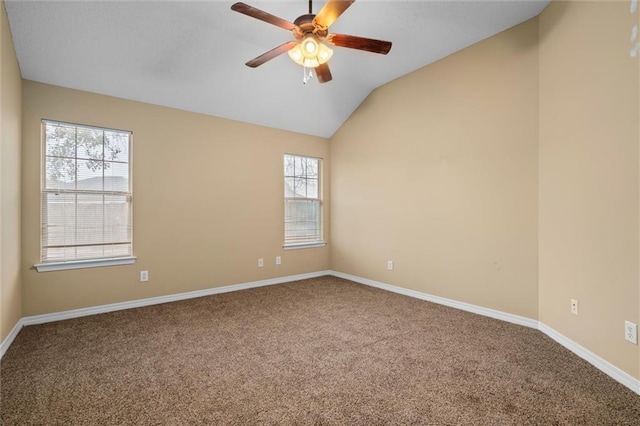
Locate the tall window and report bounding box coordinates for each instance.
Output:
[39,120,133,268]
[284,154,324,248]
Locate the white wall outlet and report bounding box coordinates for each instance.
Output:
[624,321,637,344]
[387,260,394,271]
[570,299,578,315]
[275,256,281,265]
[258,258,264,268]
[140,270,149,282]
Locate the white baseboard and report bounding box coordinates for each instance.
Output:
[3,269,639,395]
[2,271,330,359]
[329,270,640,396]
[329,270,538,329]
[538,322,640,395]
[0,318,24,359]
[20,270,332,327]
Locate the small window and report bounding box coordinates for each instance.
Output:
[39,120,133,267]
[284,154,325,249]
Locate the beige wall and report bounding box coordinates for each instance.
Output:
[1,0,22,342]
[539,1,639,379]
[22,81,330,316]
[330,19,539,320]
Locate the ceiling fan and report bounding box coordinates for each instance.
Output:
[230,0,392,84]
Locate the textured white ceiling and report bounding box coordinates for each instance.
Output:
[5,0,549,137]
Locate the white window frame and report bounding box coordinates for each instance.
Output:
[283,153,326,250]
[35,120,136,272]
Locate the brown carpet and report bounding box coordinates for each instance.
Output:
[1,276,639,425]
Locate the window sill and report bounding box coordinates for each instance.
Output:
[34,256,137,272]
[283,242,327,250]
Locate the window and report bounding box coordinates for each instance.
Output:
[284,154,325,249]
[36,120,134,271]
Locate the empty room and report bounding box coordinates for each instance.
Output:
[1,0,640,423]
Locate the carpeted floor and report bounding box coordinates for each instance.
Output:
[1,276,639,425]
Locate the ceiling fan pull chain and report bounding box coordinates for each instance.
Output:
[303,66,314,84]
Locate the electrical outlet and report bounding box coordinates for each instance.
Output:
[624,321,638,344]
[258,258,264,268]
[387,260,394,271]
[140,270,149,282]
[570,299,578,315]
[275,256,281,265]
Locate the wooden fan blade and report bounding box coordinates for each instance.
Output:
[246,41,298,68]
[314,0,355,29]
[326,33,392,54]
[314,63,333,84]
[231,2,297,31]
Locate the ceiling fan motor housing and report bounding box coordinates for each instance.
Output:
[293,14,328,39]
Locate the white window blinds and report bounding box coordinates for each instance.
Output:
[284,154,323,245]
[41,120,133,263]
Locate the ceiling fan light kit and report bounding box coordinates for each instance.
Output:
[230,0,392,84]
[288,36,333,68]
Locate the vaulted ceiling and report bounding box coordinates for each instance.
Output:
[5,1,549,137]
